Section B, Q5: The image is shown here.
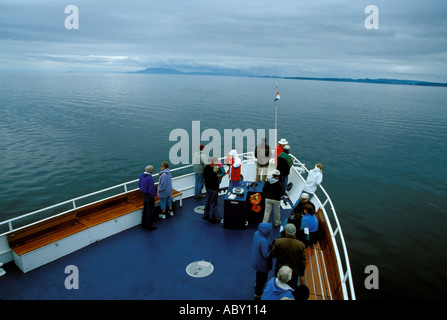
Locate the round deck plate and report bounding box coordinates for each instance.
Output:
[194,205,205,214]
[186,261,214,278]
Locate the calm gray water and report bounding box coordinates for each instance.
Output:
[1,72,447,299]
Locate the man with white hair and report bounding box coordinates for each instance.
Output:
[261,266,295,300]
[139,165,157,231]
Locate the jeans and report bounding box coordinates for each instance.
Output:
[204,189,218,220]
[194,173,204,197]
[160,196,172,211]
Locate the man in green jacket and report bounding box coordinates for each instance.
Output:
[277,145,293,188]
[271,223,307,291]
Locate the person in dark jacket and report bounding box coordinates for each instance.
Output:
[262,170,286,226]
[278,210,309,246]
[139,165,157,231]
[203,157,220,223]
[271,223,306,291]
[250,222,273,299]
[277,145,293,187]
[291,192,315,216]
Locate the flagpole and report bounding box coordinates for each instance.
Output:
[274,82,279,149]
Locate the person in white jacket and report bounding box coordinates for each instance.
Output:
[302,163,323,198]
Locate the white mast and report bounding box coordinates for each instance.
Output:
[274,82,280,148]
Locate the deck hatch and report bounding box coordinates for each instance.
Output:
[186,260,214,278]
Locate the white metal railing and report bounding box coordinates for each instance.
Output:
[288,153,356,300]
[0,151,356,300]
[0,164,195,237]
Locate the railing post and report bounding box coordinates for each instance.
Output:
[8,221,13,232]
[333,226,340,237]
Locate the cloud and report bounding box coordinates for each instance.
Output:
[0,0,446,81]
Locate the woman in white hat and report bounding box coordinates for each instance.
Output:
[225,149,242,182]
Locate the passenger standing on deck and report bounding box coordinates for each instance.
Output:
[262,170,286,227]
[261,266,295,300]
[193,145,208,198]
[203,157,220,223]
[302,163,323,199]
[226,149,242,182]
[250,222,273,300]
[275,138,288,166]
[255,138,271,182]
[158,161,173,219]
[271,224,306,292]
[277,145,293,188]
[139,165,157,231]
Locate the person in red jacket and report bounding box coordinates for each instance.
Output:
[225,149,242,181]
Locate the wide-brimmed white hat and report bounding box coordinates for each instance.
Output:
[278,138,288,145]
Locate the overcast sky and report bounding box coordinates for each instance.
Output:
[1,0,446,82]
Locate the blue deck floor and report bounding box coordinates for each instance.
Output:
[1,195,291,300]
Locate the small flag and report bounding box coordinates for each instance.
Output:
[274,91,280,101]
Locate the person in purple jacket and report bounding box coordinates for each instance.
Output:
[139,165,157,231]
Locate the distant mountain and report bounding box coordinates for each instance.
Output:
[280,76,447,87]
[134,67,253,77]
[133,67,447,87]
[135,67,186,75]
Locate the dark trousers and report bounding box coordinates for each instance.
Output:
[255,271,269,296]
[204,189,218,219]
[142,193,155,228]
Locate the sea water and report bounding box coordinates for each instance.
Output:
[1,72,446,299]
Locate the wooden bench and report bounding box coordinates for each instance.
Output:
[7,212,88,256]
[7,188,183,258]
[77,193,140,228]
[303,242,332,300]
[301,207,343,300]
[127,188,184,209]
